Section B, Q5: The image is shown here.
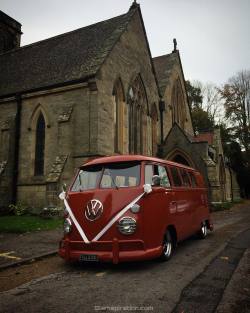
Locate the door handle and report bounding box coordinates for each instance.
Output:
[165,190,174,195]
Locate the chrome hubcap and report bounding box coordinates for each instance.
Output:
[163,238,172,257]
[202,224,207,236]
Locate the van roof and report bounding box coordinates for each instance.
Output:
[82,155,197,171]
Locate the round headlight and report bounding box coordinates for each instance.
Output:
[117,217,136,235]
[64,218,72,234]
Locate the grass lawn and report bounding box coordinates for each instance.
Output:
[0,215,63,233]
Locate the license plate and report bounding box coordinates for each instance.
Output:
[79,254,99,262]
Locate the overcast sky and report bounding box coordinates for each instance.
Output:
[2,0,249,85]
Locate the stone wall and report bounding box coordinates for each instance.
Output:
[205,128,241,203]
[231,171,241,200]
[159,124,210,192]
[0,11,22,54]
[0,99,17,209]
[161,58,194,140]
[19,84,99,210]
[96,9,159,156]
[0,83,101,211]
[225,167,232,201]
[0,9,161,211]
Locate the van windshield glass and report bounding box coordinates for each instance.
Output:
[71,162,140,191]
[100,162,140,188]
[71,165,102,192]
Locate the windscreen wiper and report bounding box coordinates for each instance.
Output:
[106,169,119,190]
[78,171,83,191]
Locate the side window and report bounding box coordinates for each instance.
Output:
[144,164,170,187]
[189,172,197,187]
[170,167,182,187]
[145,164,154,185]
[158,165,171,187]
[180,169,191,187]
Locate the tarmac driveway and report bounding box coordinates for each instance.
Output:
[0,229,62,267]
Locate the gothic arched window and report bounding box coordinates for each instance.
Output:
[151,103,158,156]
[113,79,125,153]
[171,78,185,128]
[34,112,45,176]
[128,75,148,154]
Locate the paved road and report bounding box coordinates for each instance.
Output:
[0,229,62,267]
[0,204,250,313]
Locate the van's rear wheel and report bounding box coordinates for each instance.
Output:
[198,221,208,239]
[160,230,173,261]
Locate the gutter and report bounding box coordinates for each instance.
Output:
[0,75,95,101]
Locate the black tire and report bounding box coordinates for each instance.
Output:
[198,221,208,239]
[160,230,173,261]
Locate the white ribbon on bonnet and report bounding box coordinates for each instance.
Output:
[59,184,152,244]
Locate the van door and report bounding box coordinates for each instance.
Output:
[143,163,172,249]
[188,171,201,232]
[179,168,197,236]
[169,166,192,240]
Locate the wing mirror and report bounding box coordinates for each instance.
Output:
[143,184,152,194]
[152,175,161,186]
[59,183,67,200]
[62,183,67,192]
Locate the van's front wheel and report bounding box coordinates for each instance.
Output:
[160,230,173,261]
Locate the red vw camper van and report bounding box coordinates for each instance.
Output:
[59,155,213,263]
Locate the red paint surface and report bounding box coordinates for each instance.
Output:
[59,155,212,263]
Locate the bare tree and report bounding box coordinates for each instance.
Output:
[202,83,224,123]
[219,70,250,155]
[191,80,224,124]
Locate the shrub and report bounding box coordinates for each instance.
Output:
[8,203,29,216]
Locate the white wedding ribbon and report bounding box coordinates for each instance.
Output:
[63,196,90,244]
[92,192,145,241]
[59,185,151,244]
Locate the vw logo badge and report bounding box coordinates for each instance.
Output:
[85,199,103,221]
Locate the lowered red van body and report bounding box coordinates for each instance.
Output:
[59,155,213,263]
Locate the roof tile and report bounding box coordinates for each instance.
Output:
[0,9,135,97]
[153,52,179,95]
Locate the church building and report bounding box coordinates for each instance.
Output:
[0,3,240,212]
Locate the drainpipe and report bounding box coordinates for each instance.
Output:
[12,94,22,204]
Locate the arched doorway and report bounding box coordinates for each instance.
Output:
[172,154,190,166]
[166,149,195,168]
